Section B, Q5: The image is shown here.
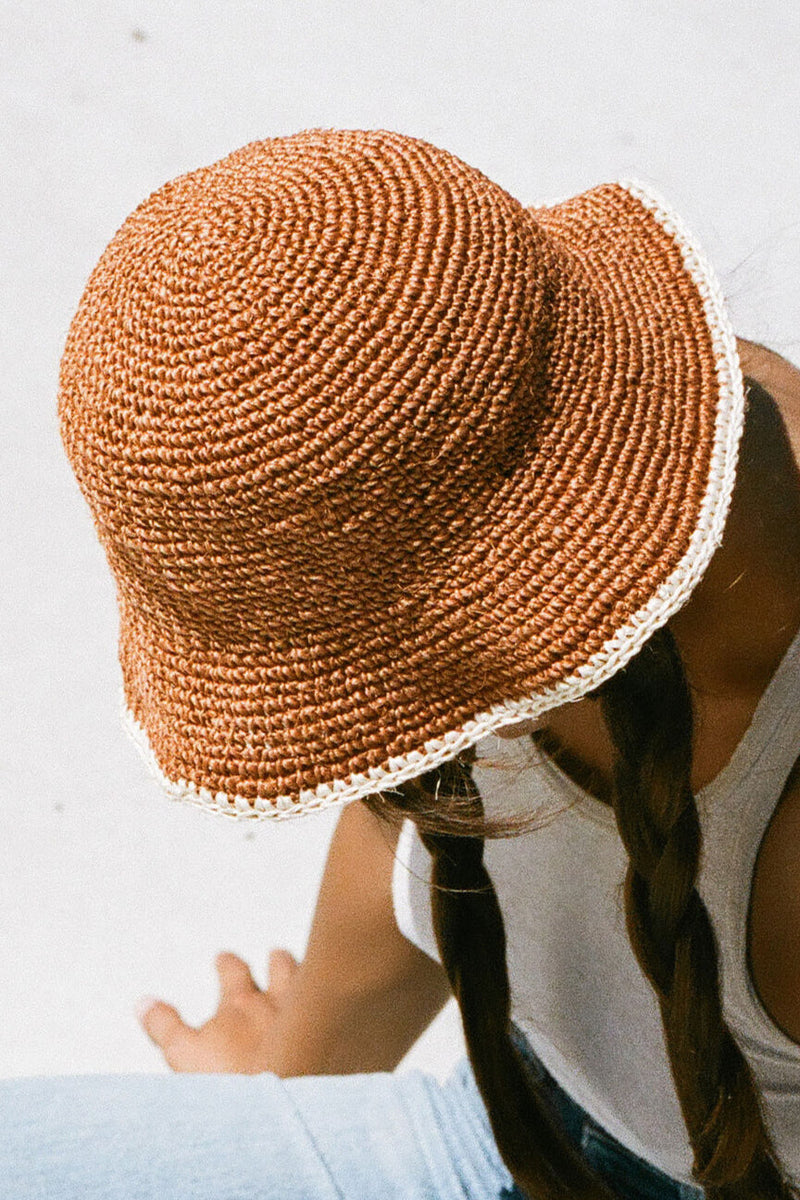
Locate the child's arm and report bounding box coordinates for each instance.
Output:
[139,800,451,1075]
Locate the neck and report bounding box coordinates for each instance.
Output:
[667,341,800,697]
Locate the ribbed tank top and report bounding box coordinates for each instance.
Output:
[392,622,800,1185]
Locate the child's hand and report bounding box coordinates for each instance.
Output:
[137,948,300,1074]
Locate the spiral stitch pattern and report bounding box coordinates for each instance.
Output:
[58,128,744,816]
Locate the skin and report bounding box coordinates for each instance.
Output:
[139,801,448,1075]
[140,336,800,1069]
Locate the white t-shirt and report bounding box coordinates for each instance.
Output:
[392,623,800,1186]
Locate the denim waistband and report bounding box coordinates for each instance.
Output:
[509,1026,705,1200]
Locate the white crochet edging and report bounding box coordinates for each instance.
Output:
[121,179,744,821]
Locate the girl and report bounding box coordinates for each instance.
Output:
[8,127,799,1198]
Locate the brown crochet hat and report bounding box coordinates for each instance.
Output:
[58,127,743,818]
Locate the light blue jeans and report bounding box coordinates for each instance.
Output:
[0,1038,703,1199]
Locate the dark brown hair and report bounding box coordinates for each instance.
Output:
[364,625,796,1198]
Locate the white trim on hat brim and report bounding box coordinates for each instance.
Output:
[121,178,745,820]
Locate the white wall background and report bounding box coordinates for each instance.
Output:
[2,0,799,1080]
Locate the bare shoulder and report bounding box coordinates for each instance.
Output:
[737,337,800,468]
[748,754,800,1047]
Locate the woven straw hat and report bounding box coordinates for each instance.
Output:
[58,127,744,818]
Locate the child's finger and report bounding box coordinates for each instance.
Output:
[137,998,190,1054]
[216,951,259,999]
[267,948,299,998]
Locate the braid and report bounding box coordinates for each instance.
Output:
[366,627,798,1198]
[406,758,615,1199]
[597,625,795,1198]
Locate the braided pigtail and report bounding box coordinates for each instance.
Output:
[365,622,798,1196]
[407,756,615,1199]
[596,626,795,1198]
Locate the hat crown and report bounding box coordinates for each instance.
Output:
[59,128,554,641]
